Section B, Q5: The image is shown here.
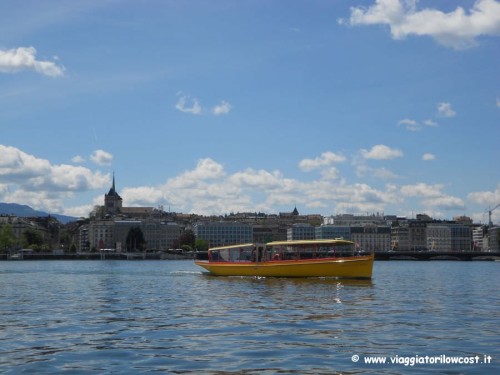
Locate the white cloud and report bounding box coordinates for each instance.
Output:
[118,156,405,216]
[398,118,420,131]
[90,149,113,166]
[0,144,51,180]
[0,144,110,213]
[437,102,456,117]
[467,185,500,206]
[320,167,341,181]
[64,203,96,218]
[212,100,232,115]
[3,146,488,219]
[121,186,166,205]
[371,167,399,180]
[0,46,65,77]
[299,151,346,171]
[496,98,500,107]
[0,145,109,191]
[72,155,86,163]
[424,119,438,127]
[399,118,439,132]
[400,182,465,211]
[175,95,202,115]
[422,153,436,161]
[356,164,399,180]
[168,158,226,191]
[175,94,234,117]
[422,196,465,210]
[229,169,283,189]
[361,144,403,160]
[400,182,444,198]
[341,0,500,49]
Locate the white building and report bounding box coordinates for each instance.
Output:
[193,221,252,247]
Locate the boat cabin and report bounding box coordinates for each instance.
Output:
[208,243,266,263]
[207,239,357,263]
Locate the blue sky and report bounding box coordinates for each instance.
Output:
[1,0,499,224]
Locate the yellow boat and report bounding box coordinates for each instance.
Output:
[195,239,374,278]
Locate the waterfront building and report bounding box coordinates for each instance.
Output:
[142,220,182,250]
[79,226,89,252]
[391,219,427,251]
[193,221,252,247]
[252,224,282,243]
[487,226,500,251]
[472,226,486,251]
[113,220,142,251]
[315,223,391,252]
[287,223,315,240]
[391,222,409,251]
[120,207,155,219]
[323,213,395,226]
[113,219,182,251]
[426,223,471,252]
[85,219,183,252]
[409,220,427,251]
[451,225,472,251]
[350,225,391,253]
[315,225,351,240]
[88,220,115,250]
[453,215,473,225]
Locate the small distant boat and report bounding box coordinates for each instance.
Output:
[195,239,374,278]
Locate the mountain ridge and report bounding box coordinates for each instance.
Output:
[0,203,78,224]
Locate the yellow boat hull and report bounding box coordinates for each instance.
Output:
[195,255,374,279]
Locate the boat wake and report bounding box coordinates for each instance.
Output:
[168,270,203,276]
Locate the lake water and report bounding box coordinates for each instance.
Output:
[0,260,498,374]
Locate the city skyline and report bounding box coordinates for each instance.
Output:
[1,1,499,224]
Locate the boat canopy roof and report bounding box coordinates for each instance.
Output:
[208,239,354,252]
[208,243,257,252]
[266,239,354,246]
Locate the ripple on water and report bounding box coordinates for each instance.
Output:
[0,260,499,374]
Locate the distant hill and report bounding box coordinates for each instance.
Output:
[0,203,78,224]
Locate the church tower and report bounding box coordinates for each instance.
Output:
[104,174,122,215]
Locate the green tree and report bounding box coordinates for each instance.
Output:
[89,205,106,220]
[126,227,146,251]
[179,229,196,248]
[0,224,16,253]
[22,228,44,250]
[195,239,209,252]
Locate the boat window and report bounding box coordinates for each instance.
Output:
[209,249,229,262]
[239,247,253,262]
[210,246,256,262]
[228,247,253,262]
[267,247,283,261]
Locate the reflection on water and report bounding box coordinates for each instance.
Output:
[0,260,499,374]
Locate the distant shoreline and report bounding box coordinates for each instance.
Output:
[2,251,500,262]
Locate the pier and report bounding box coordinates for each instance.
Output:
[374,251,500,261]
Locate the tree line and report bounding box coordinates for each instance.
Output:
[0,223,209,253]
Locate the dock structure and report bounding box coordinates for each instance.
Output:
[374,251,500,261]
[2,251,499,261]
